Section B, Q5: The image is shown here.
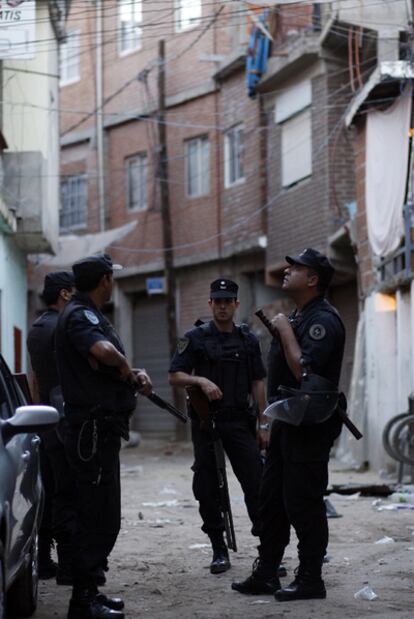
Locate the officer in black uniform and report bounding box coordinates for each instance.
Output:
[232,249,345,601]
[55,253,152,619]
[27,271,75,581]
[169,278,267,575]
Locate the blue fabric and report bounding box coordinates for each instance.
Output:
[246,12,271,98]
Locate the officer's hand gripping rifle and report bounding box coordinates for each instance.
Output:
[186,386,237,552]
[255,308,363,440]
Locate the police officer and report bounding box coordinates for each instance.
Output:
[27,271,75,581]
[169,278,267,574]
[55,253,152,619]
[232,249,345,601]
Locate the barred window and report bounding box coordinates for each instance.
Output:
[126,154,148,211]
[175,0,202,32]
[224,124,245,187]
[186,136,209,198]
[60,175,88,231]
[118,0,142,55]
[60,31,80,86]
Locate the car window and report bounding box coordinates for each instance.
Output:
[0,356,21,412]
[0,372,13,420]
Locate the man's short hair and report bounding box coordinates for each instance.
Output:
[42,271,74,306]
[72,253,122,292]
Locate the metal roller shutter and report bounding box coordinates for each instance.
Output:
[132,295,175,436]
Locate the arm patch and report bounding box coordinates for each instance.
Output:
[309,324,326,341]
[177,337,190,354]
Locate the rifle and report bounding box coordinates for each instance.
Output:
[255,308,363,440]
[186,385,237,552]
[145,391,188,424]
[95,362,188,424]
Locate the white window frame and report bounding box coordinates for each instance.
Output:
[60,175,88,231]
[126,154,148,212]
[224,124,245,188]
[280,108,312,188]
[60,30,80,87]
[175,0,202,33]
[185,136,209,198]
[118,0,143,56]
[275,79,312,188]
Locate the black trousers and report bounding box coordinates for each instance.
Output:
[258,417,342,570]
[191,416,262,536]
[64,420,121,590]
[39,427,76,549]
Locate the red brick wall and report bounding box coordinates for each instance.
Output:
[353,118,375,296]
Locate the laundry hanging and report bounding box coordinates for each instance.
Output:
[365,83,412,257]
[246,11,271,98]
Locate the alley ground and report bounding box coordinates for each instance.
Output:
[33,439,414,619]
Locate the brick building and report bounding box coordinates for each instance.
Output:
[324,0,414,471]
[57,1,279,437]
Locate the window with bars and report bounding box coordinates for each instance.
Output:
[60,175,88,231]
[186,136,209,198]
[118,0,143,55]
[126,154,148,211]
[60,30,80,86]
[175,0,202,32]
[224,124,245,187]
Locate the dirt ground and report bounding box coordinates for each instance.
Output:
[33,439,414,619]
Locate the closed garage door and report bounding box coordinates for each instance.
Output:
[132,295,176,437]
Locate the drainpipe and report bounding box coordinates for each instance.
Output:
[96,0,105,231]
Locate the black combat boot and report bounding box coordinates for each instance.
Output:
[67,588,125,619]
[38,537,57,580]
[231,558,280,595]
[208,531,231,574]
[275,560,326,602]
[56,543,73,585]
[95,593,125,611]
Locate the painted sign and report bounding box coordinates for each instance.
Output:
[0,0,36,59]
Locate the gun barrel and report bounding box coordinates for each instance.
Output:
[255,309,279,340]
[146,391,188,423]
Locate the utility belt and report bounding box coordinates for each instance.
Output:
[190,405,250,423]
[65,404,133,426]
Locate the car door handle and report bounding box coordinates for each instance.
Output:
[31,437,41,447]
[21,450,31,462]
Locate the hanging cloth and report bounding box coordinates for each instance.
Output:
[246,11,270,98]
[365,83,412,257]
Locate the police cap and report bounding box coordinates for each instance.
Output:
[72,253,123,279]
[210,278,238,299]
[285,248,334,286]
[42,271,74,297]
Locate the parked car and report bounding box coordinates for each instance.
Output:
[0,354,58,618]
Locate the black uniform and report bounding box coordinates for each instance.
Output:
[27,310,76,566]
[55,292,136,592]
[169,320,266,536]
[258,296,345,573]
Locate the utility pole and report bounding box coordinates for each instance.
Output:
[96,0,105,231]
[157,39,184,437]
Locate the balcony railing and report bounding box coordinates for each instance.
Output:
[378,202,414,285]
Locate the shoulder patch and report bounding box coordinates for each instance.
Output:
[309,324,326,341]
[83,310,99,325]
[177,337,190,354]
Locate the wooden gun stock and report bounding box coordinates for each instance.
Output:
[186,385,212,430]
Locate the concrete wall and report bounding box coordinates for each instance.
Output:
[3,2,60,254]
[0,234,27,371]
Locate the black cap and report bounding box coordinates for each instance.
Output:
[285,248,334,285]
[210,278,238,299]
[72,253,123,279]
[42,271,74,297]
